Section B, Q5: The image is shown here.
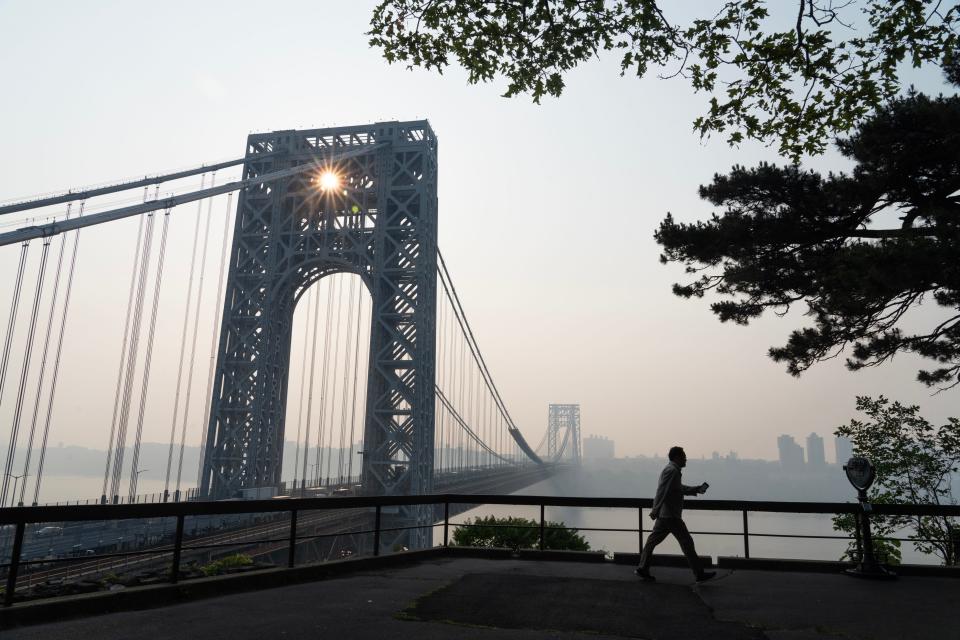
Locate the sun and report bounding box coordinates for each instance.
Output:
[317,170,340,191]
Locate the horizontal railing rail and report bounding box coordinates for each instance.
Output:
[2,494,957,607]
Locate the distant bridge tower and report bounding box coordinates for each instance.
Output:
[547,404,581,464]
[200,122,438,547]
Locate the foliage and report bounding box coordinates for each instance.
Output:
[832,396,960,565]
[655,78,960,388]
[369,1,958,158]
[832,496,903,565]
[200,553,254,576]
[452,515,590,551]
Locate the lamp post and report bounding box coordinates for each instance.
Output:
[130,468,149,504]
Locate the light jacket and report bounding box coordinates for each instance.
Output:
[651,461,700,519]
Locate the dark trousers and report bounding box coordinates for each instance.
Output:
[638,516,702,576]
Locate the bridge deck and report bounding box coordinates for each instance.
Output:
[2,555,954,639]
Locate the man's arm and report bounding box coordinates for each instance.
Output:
[681,483,701,496]
[650,466,677,518]
[682,482,708,496]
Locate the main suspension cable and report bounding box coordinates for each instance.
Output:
[437,250,541,463]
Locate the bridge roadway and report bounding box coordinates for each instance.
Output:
[4,465,557,585]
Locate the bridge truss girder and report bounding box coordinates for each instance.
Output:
[200,122,438,548]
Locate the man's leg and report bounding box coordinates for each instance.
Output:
[671,518,711,579]
[638,519,670,571]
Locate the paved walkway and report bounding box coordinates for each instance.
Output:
[4,558,956,639]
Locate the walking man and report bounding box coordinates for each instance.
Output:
[635,446,716,582]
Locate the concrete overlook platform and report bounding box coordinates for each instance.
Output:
[3,552,957,640]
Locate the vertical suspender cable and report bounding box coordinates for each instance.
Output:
[127,206,172,499]
[17,204,73,505]
[322,275,345,485]
[457,324,467,472]
[102,201,148,502]
[109,209,157,502]
[174,173,216,496]
[163,174,205,500]
[0,241,30,502]
[337,278,357,483]
[436,291,445,474]
[292,287,313,492]
[346,283,363,484]
[300,283,323,490]
[196,192,233,489]
[32,203,84,504]
[312,276,336,485]
[3,238,52,506]
[446,293,455,472]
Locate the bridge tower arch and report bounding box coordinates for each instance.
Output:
[547,404,582,464]
[200,122,438,546]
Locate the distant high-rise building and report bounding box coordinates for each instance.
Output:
[806,433,826,468]
[835,436,853,465]
[583,435,615,460]
[777,435,805,469]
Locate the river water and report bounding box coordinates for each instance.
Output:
[451,467,939,566]
[25,468,941,565]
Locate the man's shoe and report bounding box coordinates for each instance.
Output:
[634,568,656,582]
[695,571,716,582]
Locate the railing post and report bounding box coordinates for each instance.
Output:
[443,501,450,547]
[373,505,381,556]
[860,507,880,568]
[171,514,185,584]
[288,509,298,568]
[3,521,25,607]
[638,508,644,555]
[742,510,750,558]
[853,511,864,561]
[538,504,545,551]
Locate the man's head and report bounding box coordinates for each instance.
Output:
[668,446,687,468]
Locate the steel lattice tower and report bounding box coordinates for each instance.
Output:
[200,122,438,547]
[547,404,581,464]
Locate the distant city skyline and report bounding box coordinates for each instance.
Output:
[776,433,852,468]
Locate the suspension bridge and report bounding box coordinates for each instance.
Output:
[0,121,582,551]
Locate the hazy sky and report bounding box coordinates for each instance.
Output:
[0,1,956,467]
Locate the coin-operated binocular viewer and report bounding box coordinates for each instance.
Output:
[842,456,896,579]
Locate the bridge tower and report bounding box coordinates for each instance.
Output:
[547,404,582,464]
[200,121,438,547]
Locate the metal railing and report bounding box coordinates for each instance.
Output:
[2,494,958,606]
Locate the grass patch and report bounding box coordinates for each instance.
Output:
[200,554,254,576]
